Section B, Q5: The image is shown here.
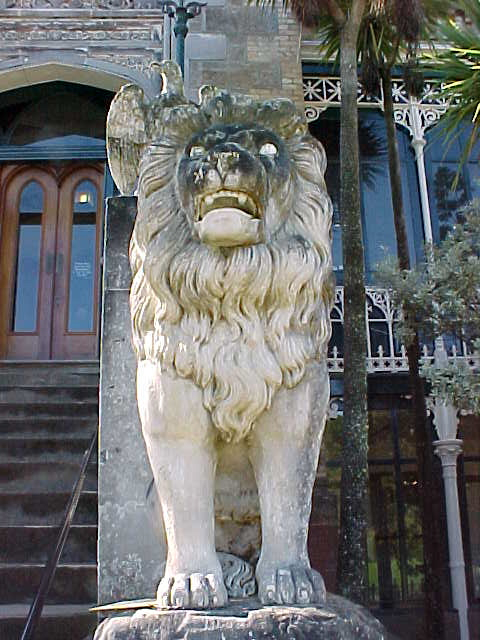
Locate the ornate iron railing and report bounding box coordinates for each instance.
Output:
[329,287,479,374]
[303,74,448,130]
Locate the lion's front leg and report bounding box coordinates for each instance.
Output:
[137,361,227,609]
[248,365,329,605]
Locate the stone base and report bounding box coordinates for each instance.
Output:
[93,594,392,639]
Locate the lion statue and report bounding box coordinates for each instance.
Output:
[106,61,334,610]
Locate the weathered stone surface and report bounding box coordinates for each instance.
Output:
[106,63,334,609]
[0,1,303,108]
[98,196,165,604]
[94,595,391,639]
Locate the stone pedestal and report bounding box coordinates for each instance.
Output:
[98,196,166,604]
[94,596,392,639]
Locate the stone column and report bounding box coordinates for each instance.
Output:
[431,338,469,640]
[98,196,165,605]
[433,438,469,640]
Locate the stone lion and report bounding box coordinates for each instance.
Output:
[107,61,334,610]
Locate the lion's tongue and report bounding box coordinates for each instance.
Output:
[195,208,263,247]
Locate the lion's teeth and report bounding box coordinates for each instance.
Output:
[238,194,247,206]
[205,195,214,206]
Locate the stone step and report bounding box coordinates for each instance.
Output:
[0,525,97,564]
[0,564,97,604]
[0,491,97,525]
[0,401,98,419]
[0,462,97,493]
[0,436,97,463]
[0,604,97,640]
[0,361,99,387]
[0,416,96,437]
[0,362,100,624]
[0,385,98,404]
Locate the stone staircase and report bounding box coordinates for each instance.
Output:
[0,362,99,640]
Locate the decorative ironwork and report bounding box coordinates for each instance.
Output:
[303,75,448,138]
[328,287,479,374]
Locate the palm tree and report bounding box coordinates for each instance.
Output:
[269,0,453,627]
[425,0,480,179]
[313,3,455,633]
[356,5,450,635]
[257,0,370,604]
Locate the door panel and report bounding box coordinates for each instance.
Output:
[0,167,58,359]
[0,164,104,360]
[51,168,103,360]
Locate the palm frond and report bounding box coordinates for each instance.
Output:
[423,0,480,178]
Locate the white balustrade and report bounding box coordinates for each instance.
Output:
[328,287,478,375]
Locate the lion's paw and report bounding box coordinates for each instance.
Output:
[257,565,326,606]
[156,572,228,609]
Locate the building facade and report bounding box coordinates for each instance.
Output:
[0,2,478,639]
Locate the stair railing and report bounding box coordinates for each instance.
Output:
[20,428,98,640]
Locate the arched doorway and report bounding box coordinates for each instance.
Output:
[0,82,115,360]
[0,164,104,359]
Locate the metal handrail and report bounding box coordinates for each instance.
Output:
[20,428,98,640]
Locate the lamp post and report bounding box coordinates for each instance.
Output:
[157,0,206,77]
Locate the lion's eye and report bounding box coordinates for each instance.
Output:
[189,145,206,159]
[259,142,278,157]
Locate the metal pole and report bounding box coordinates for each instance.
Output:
[174,6,188,77]
[157,0,206,78]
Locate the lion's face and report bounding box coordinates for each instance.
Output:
[107,76,333,439]
[177,124,293,247]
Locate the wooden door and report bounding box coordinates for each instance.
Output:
[0,164,104,360]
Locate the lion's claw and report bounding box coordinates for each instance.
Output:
[156,572,228,609]
[257,565,326,605]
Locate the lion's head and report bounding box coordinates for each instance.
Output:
[177,122,292,248]
[107,62,334,443]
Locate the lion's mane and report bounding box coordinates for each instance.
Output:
[129,92,333,442]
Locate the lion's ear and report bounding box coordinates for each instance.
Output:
[107,84,148,195]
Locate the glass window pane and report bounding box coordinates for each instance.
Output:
[325,162,343,277]
[68,182,97,332]
[74,180,97,213]
[19,180,44,213]
[370,322,391,358]
[468,162,480,199]
[362,165,398,276]
[430,162,468,241]
[12,211,42,332]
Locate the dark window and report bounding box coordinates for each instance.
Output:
[312,405,425,605]
[425,123,480,242]
[309,110,422,283]
[0,82,112,147]
[12,181,43,332]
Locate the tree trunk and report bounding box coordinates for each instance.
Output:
[336,7,369,606]
[383,70,446,639]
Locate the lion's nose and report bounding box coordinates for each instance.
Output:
[207,150,242,178]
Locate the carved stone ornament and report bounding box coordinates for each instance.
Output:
[106,60,334,610]
[5,0,135,8]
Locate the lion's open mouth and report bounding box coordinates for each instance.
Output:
[193,189,264,247]
[195,190,260,222]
